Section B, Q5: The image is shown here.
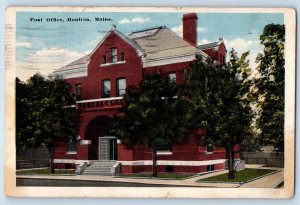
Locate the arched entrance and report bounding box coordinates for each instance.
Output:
[84,116,117,160]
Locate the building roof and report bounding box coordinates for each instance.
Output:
[197,38,227,51]
[89,25,143,59]
[53,54,89,74]
[53,25,208,77]
[129,26,208,64]
[197,42,219,50]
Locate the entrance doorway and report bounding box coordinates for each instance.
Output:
[98,137,117,160]
[85,116,115,160]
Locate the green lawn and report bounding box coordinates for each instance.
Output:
[16,168,75,175]
[198,168,276,183]
[118,173,195,179]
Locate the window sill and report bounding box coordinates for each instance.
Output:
[157,151,172,156]
[100,61,126,67]
[66,151,77,155]
[206,152,213,155]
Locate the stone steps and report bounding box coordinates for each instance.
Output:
[82,161,116,176]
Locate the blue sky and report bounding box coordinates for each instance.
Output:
[16,12,284,80]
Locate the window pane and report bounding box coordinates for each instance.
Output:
[68,139,77,152]
[117,78,126,96]
[120,52,125,61]
[158,144,171,151]
[168,73,176,82]
[74,84,81,95]
[102,55,106,64]
[74,84,81,100]
[207,145,213,152]
[110,48,117,63]
[102,80,111,98]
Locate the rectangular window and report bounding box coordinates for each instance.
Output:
[168,73,176,82]
[206,144,213,153]
[120,52,125,61]
[158,144,171,151]
[102,55,106,64]
[68,139,77,152]
[117,78,126,97]
[102,80,111,98]
[74,84,81,100]
[206,165,215,172]
[110,47,117,63]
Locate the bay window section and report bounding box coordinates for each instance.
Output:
[102,80,111,98]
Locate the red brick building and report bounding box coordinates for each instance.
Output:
[52,13,239,175]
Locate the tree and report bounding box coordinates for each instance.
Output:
[16,74,80,173]
[254,24,285,151]
[114,73,190,177]
[184,53,254,179]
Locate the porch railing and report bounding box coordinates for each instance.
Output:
[76,97,124,111]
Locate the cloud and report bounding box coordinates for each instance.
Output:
[224,38,260,51]
[172,25,207,37]
[119,18,131,24]
[17,48,89,81]
[198,39,210,45]
[171,25,183,37]
[119,17,150,24]
[223,38,263,70]
[197,27,207,32]
[16,41,31,48]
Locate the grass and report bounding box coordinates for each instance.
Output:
[118,173,195,179]
[16,168,75,175]
[198,168,276,183]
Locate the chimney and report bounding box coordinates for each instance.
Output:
[182,13,198,46]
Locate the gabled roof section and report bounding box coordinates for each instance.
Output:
[89,26,143,58]
[129,26,208,65]
[52,25,213,77]
[129,26,164,39]
[197,37,227,52]
[53,54,89,74]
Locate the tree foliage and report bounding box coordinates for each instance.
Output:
[114,73,190,177]
[254,24,285,151]
[184,53,254,178]
[16,73,80,173]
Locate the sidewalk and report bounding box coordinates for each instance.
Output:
[16,166,283,188]
[239,170,283,188]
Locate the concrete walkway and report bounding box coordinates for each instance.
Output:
[17,173,238,188]
[239,170,283,188]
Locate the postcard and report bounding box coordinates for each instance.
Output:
[5,7,295,198]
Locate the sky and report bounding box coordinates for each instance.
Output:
[16,12,284,81]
